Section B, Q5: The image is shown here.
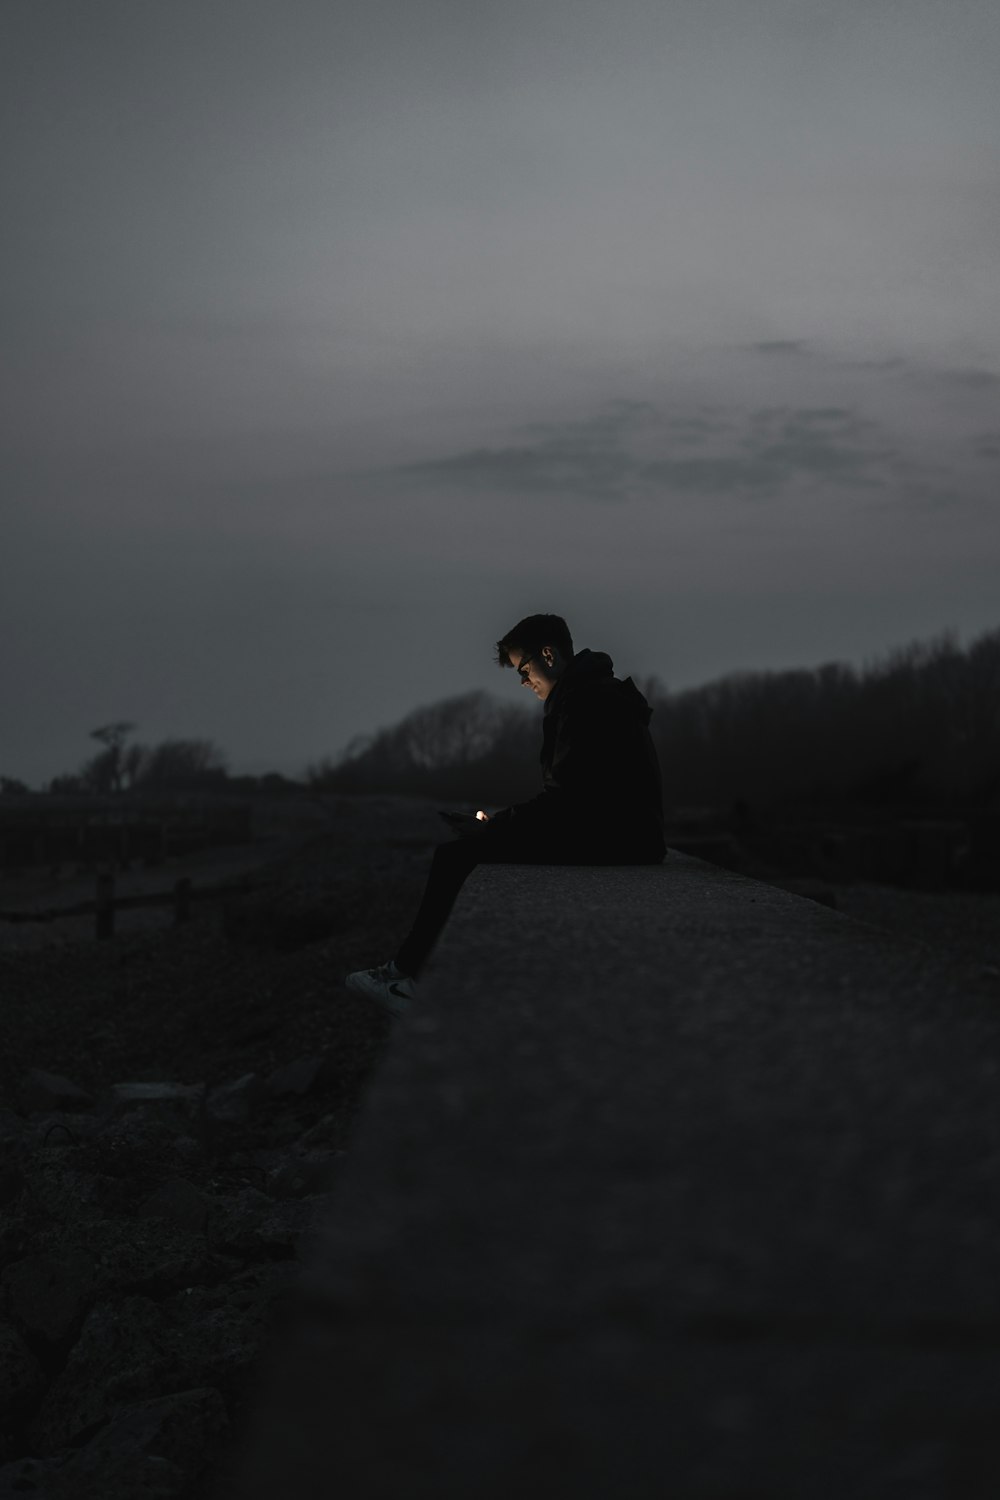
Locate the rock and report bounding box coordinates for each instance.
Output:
[265,1054,327,1098]
[87,1113,200,1181]
[138,1177,210,1233]
[2,1250,96,1344]
[23,1160,106,1222]
[172,1260,298,1322]
[0,1108,28,1147]
[0,1455,61,1496]
[33,1277,280,1455]
[206,1072,260,1124]
[298,1112,341,1148]
[207,1186,273,1255]
[158,1284,275,1400]
[208,1187,319,1257]
[0,1175,50,1268]
[0,1167,25,1209]
[75,1215,213,1299]
[110,1080,204,1110]
[106,1082,206,1137]
[31,1113,98,1149]
[57,1386,226,1499]
[267,1150,337,1200]
[0,1318,45,1408]
[29,1296,166,1451]
[18,1069,94,1114]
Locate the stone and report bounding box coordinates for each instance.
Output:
[0,1167,25,1209]
[33,1278,277,1456]
[29,1296,166,1451]
[208,1188,319,1257]
[110,1081,204,1109]
[206,1187,274,1256]
[18,1069,94,1114]
[107,1081,206,1136]
[31,1112,100,1149]
[23,1161,106,1223]
[0,1319,44,1408]
[267,1149,338,1200]
[138,1177,210,1233]
[265,1053,327,1098]
[0,1455,61,1496]
[2,1250,96,1344]
[0,1176,49,1269]
[76,1216,213,1299]
[298,1113,342,1148]
[0,1108,28,1147]
[56,1386,226,1498]
[206,1072,260,1123]
[87,1113,198,1180]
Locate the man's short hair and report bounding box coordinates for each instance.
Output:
[495,614,574,669]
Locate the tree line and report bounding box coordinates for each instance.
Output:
[3,625,997,813]
[306,626,1000,814]
[0,724,242,799]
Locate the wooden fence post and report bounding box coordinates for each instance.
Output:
[173,877,193,925]
[95,870,115,940]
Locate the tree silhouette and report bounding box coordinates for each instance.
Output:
[307,691,536,803]
[307,626,1000,816]
[132,738,229,791]
[88,721,138,795]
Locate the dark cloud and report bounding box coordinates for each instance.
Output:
[744,340,811,356]
[402,442,632,500]
[403,400,895,502]
[401,400,655,502]
[645,407,892,495]
[941,367,1000,390]
[747,351,1000,395]
[664,413,735,445]
[843,356,909,373]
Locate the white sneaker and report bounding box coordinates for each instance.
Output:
[345,960,417,1016]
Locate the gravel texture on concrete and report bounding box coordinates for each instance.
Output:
[233,852,1000,1499]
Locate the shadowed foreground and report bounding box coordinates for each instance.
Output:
[230,853,1000,1498]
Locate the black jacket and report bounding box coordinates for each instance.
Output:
[489,649,665,859]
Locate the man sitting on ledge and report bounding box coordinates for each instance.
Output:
[345,612,666,1014]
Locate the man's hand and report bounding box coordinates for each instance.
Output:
[438,810,490,837]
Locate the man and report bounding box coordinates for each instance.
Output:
[345,613,666,1014]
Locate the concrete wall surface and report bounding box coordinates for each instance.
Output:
[230,852,1000,1499]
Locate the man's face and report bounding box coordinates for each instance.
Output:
[512,645,563,701]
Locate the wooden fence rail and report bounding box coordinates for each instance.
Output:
[0,875,272,939]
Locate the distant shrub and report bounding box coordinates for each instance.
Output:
[306,690,538,805]
[651,626,1000,812]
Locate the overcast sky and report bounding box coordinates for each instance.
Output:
[3,0,998,785]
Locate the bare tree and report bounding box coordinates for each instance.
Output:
[88,721,138,795]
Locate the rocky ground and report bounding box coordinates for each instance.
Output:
[0,793,997,1497]
[0,794,445,1499]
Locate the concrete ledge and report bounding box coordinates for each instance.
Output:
[234,853,1000,1498]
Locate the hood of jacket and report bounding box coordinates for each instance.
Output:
[545,648,654,726]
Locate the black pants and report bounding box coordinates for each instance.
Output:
[394,828,664,978]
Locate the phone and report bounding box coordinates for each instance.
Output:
[438,811,491,835]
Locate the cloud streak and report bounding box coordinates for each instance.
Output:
[742,340,811,357]
[401,399,898,503]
